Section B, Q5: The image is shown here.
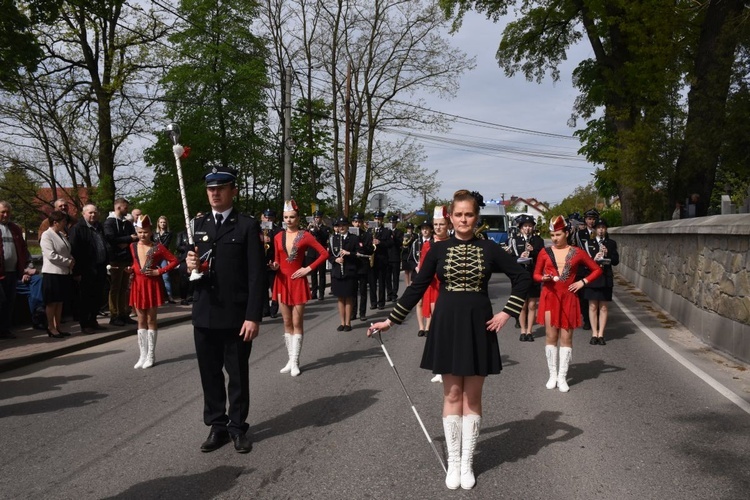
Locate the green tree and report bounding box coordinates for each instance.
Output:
[441,0,748,223]
[143,0,272,224]
[0,161,42,232]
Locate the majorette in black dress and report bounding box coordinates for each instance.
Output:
[388,237,531,376]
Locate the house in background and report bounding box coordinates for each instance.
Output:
[505,196,549,223]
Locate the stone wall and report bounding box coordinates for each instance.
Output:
[609,215,750,363]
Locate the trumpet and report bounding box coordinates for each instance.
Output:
[474,221,489,239]
[260,221,273,252]
[369,226,378,267]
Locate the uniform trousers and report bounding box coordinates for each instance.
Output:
[387,261,400,301]
[194,327,252,436]
[352,272,369,318]
[78,267,106,327]
[369,257,388,308]
[310,265,326,298]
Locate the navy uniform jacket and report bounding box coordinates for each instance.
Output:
[191,210,265,330]
[582,237,619,288]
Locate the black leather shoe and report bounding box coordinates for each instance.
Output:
[370,305,377,310]
[47,330,65,339]
[589,336,599,345]
[519,333,526,341]
[418,330,426,337]
[598,336,606,345]
[343,325,352,332]
[377,305,384,310]
[231,433,252,453]
[528,334,535,342]
[337,325,345,331]
[360,315,367,322]
[109,317,125,327]
[201,430,230,452]
[122,316,138,325]
[180,299,190,305]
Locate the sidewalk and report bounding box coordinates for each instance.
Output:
[0,303,193,374]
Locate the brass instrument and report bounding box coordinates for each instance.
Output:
[260,221,272,252]
[474,221,490,239]
[369,225,377,267]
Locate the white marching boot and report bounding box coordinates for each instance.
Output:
[431,374,443,383]
[461,414,481,490]
[290,334,303,377]
[557,346,572,392]
[133,329,148,369]
[442,415,462,490]
[280,333,293,373]
[545,345,558,389]
[141,329,157,369]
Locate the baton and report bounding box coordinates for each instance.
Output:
[372,330,447,473]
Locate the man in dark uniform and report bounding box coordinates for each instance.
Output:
[305,210,330,300]
[350,213,373,321]
[577,209,599,330]
[368,211,393,310]
[186,166,265,454]
[260,208,282,318]
[386,214,403,302]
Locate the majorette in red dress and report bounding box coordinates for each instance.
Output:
[272,230,329,306]
[533,246,602,329]
[129,242,178,309]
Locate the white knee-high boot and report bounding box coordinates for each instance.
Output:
[461,414,481,490]
[442,415,461,489]
[545,345,558,389]
[280,333,293,373]
[133,329,148,369]
[558,346,572,392]
[142,329,157,369]
[290,334,303,377]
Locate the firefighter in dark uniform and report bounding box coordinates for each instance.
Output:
[507,214,545,341]
[577,208,599,330]
[261,208,282,318]
[350,213,373,321]
[386,214,403,301]
[368,210,393,310]
[185,166,265,454]
[305,210,330,300]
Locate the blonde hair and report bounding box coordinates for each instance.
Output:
[157,215,169,232]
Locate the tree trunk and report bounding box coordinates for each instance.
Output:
[672,0,745,215]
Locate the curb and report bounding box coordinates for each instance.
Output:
[0,314,193,374]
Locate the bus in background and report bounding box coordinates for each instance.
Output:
[477,202,510,245]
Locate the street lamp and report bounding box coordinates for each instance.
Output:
[166,122,202,280]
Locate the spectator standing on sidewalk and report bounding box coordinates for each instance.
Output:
[103,198,137,326]
[37,198,73,241]
[69,204,109,334]
[0,201,33,339]
[40,211,75,338]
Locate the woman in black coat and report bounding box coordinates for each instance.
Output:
[328,217,360,331]
[580,218,619,345]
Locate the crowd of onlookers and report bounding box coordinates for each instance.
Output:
[0,197,191,341]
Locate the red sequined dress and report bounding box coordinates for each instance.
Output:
[272,230,329,305]
[533,246,602,329]
[129,243,178,309]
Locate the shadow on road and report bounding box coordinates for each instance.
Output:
[248,389,380,443]
[0,349,126,380]
[568,359,625,388]
[0,391,108,418]
[0,374,92,400]
[475,410,583,473]
[103,465,249,500]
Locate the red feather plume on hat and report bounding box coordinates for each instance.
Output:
[549,215,566,232]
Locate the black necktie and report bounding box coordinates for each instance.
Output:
[215,213,223,231]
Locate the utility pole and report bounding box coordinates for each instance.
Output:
[283,64,292,202]
[344,61,351,217]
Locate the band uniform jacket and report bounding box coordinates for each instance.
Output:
[354,229,373,275]
[388,228,403,263]
[191,210,265,330]
[508,233,544,271]
[582,237,619,288]
[328,232,360,279]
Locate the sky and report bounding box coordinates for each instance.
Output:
[390,11,597,210]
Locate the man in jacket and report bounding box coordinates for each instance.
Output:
[0,201,33,339]
[186,166,265,454]
[102,198,137,326]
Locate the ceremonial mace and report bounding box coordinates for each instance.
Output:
[166,123,202,281]
[371,330,447,473]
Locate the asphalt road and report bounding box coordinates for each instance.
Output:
[1,276,748,500]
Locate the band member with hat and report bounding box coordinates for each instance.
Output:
[368,210,393,310]
[350,212,373,321]
[401,222,417,287]
[328,216,359,331]
[128,215,179,369]
[410,219,433,337]
[305,209,330,300]
[185,165,265,453]
[261,208,282,318]
[508,214,544,341]
[581,218,619,345]
[270,200,329,376]
[533,215,602,393]
[387,214,404,301]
